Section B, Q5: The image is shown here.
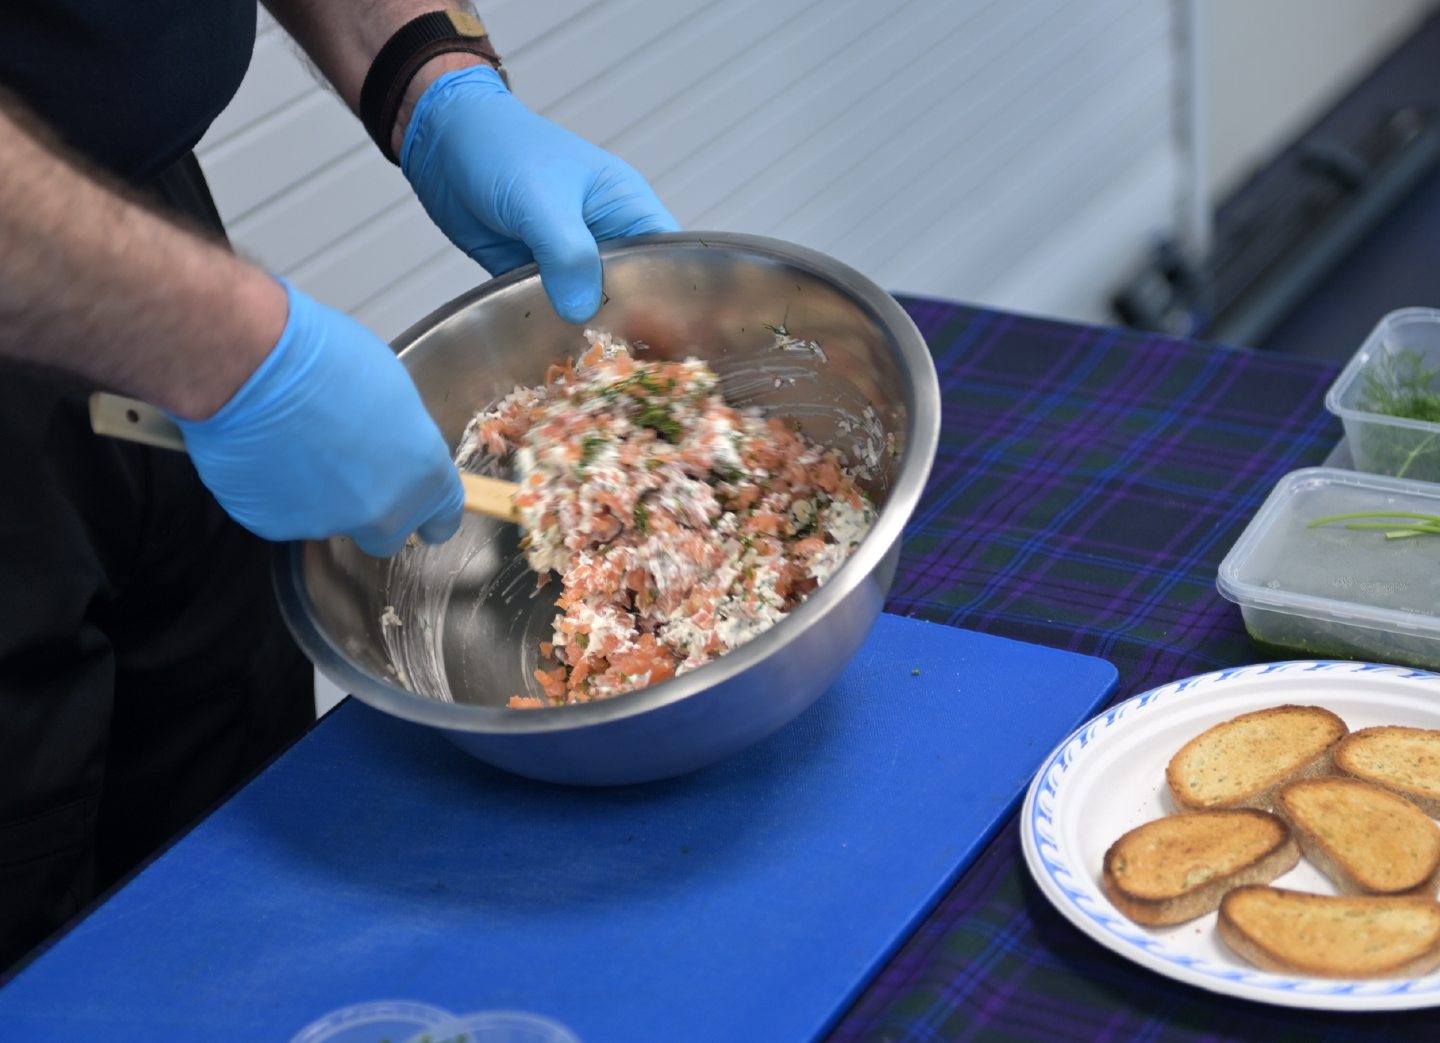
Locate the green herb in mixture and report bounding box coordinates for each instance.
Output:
[633,498,651,535]
[790,497,820,539]
[636,402,683,442]
[578,434,606,468]
[601,371,667,401]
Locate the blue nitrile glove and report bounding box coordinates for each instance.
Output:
[400,65,679,323]
[175,281,465,557]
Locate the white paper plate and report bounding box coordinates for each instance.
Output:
[1021,659,1440,1010]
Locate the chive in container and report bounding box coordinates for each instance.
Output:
[1217,466,1440,669]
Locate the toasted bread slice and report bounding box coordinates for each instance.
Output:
[1102,810,1299,926]
[1166,704,1347,812]
[1335,726,1440,817]
[1276,776,1440,897]
[1217,885,1440,978]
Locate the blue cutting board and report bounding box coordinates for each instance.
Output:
[0,614,1116,1042]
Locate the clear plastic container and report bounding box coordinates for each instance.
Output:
[1326,307,1440,481]
[404,1011,582,1043]
[1217,467,1440,669]
[288,1001,456,1043]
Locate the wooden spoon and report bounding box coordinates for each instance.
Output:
[88,391,521,523]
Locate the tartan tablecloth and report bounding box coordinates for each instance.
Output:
[827,298,1423,1041]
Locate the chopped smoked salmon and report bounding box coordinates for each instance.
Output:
[458,330,875,708]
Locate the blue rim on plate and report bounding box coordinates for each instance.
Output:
[1020,659,1440,1011]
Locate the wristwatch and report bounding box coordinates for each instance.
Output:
[360,9,508,164]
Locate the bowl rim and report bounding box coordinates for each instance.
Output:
[273,230,941,734]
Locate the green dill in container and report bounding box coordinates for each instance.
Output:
[1327,308,1440,481]
[1217,467,1440,669]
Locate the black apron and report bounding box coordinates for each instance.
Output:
[0,17,315,971]
[0,0,257,180]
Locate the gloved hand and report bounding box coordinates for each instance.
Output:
[175,280,465,557]
[400,65,679,323]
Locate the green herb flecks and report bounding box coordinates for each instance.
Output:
[790,496,821,539]
[634,498,651,535]
[578,434,606,468]
[637,402,683,442]
[601,371,666,401]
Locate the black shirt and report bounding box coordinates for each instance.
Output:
[0,0,257,181]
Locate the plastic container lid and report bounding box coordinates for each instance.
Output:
[404,1011,582,1043]
[288,1001,456,1043]
[1325,307,1440,425]
[1217,467,1440,636]
[1324,308,1440,482]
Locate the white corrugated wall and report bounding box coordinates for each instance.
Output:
[200,1,1189,715]
[197,0,1188,339]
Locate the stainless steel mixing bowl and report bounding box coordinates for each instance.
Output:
[273,232,940,784]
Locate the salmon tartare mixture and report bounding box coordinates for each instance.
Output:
[457,330,875,708]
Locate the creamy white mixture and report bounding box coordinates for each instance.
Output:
[458,330,875,706]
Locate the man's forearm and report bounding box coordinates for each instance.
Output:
[262,1,498,156]
[0,100,285,420]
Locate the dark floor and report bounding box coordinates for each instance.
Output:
[1259,163,1440,364]
[1214,10,1440,365]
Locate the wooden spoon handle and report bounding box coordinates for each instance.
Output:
[89,390,187,451]
[459,472,521,522]
[88,392,521,524]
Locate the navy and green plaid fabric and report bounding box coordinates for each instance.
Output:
[826,298,1425,1041]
